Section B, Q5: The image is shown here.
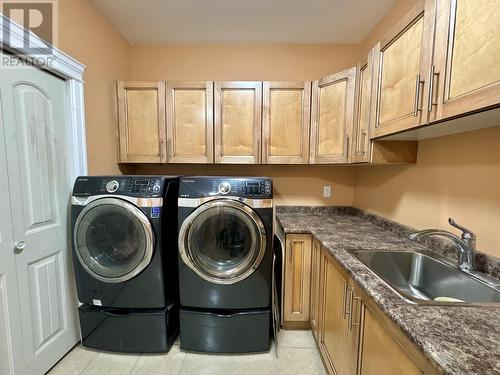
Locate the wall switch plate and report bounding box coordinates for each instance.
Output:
[323,185,332,198]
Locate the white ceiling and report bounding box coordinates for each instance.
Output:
[92,0,395,44]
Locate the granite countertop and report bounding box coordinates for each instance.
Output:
[276,206,500,375]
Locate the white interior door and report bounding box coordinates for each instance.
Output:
[0,58,79,374]
[0,86,24,375]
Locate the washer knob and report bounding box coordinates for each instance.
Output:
[218,181,231,194]
[106,180,119,193]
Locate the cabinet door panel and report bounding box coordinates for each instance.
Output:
[215,81,262,163]
[449,0,500,98]
[263,82,311,164]
[166,81,214,163]
[116,81,166,163]
[432,0,500,121]
[352,52,374,163]
[284,234,311,322]
[379,18,423,125]
[371,1,435,138]
[311,68,356,163]
[319,254,353,375]
[359,307,423,375]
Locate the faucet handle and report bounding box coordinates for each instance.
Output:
[448,218,476,240]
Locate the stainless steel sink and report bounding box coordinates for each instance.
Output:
[352,250,500,305]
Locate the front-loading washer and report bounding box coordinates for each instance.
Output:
[177,176,273,353]
[71,176,179,353]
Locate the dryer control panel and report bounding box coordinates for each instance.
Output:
[179,176,273,199]
[72,176,167,197]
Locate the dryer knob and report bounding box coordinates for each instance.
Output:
[106,180,119,193]
[218,181,231,194]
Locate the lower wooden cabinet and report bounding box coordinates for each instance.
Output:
[318,250,357,375]
[313,247,438,375]
[281,234,440,374]
[283,234,312,326]
[358,305,423,375]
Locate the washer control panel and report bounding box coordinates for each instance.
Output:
[72,176,165,197]
[127,178,162,194]
[242,180,272,196]
[180,177,273,199]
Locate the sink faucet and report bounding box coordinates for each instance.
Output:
[409,218,476,271]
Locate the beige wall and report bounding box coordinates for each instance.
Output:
[130,43,361,81]
[58,0,130,175]
[354,127,500,256]
[123,164,354,207]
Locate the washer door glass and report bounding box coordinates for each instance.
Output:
[182,200,266,284]
[74,198,153,282]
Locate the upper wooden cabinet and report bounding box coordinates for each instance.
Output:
[166,81,214,163]
[351,53,374,163]
[214,81,262,164]
[262,81,311,164]
[430,0,500,122]
[371,0,436,138]
[116,81,166,163]
[310,68,356,164]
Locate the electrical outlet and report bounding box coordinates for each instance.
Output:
[323,185,332,198]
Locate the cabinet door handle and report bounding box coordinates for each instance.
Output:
[413,74,424,117]
[345,135,350,162]
[361,130,368,154]
[427,66,439,113]
[288,241,294,263]
[342,282,348,318]
[160,139,165,162]
[257,139,261,163]
[345,286,353,320]
[349,296,362,331]
[166,138,172,161]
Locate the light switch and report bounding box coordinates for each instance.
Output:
[323,185,332,198]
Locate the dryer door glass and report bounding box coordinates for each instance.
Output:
[183,200,266,284]
[74,198,154,283]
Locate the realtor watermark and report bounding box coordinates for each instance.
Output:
[1,0,58,68]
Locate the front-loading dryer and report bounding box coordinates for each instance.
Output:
[71,176,179,353]
[177,176,273,353]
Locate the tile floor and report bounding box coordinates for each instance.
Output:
[47,330,326,375]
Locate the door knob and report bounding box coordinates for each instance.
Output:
[14,240,26,251]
